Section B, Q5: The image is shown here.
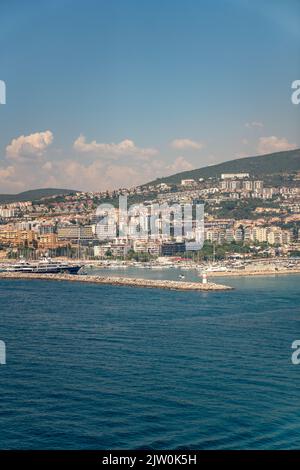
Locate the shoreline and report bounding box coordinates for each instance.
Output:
[207,268,300,277]
[0,272,233,291]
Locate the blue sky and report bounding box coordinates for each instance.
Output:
[0,0,299,192]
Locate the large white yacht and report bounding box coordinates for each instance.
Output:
[5,258,83,274]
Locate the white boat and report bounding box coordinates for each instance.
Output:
[205,264,229,273]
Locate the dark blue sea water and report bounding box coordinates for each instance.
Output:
[0,274,299,449]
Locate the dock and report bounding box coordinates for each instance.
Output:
[0,272,233,291]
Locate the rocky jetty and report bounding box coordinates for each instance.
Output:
[0,272,233,291]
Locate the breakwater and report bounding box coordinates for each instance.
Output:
[0,272,233,291]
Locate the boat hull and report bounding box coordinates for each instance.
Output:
[6,264,82,275]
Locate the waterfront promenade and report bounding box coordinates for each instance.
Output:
[0,272,233,291]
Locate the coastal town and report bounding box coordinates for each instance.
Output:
[0,169,299,276]
[1,0,300,457]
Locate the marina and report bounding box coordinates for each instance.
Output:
[1,257,300,280]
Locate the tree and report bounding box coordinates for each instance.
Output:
[105,249,113,258]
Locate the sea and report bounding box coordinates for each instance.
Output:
[0,270,299,449]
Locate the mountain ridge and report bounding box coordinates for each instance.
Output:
[0,188,77,204]
[146,148,300,186]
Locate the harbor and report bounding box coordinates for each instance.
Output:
[84,259,300,277]
[1,256,300,283]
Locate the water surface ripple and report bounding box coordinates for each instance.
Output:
[0,274,299,449]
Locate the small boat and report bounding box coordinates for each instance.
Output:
[204,264,229,273]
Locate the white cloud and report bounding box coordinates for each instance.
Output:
[0,154,194,193]
[166,156,194,173]
[40,159,162,191]
[0,165,15,179]
[170,138,204,150]
[0,164,24,192]
[6,130,53,161]
[245,121,264,129]
[257,136,297,155]
[73,135,158,158]
[0,133,194,192]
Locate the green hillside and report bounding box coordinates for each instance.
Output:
[0,188,77,204]
[147,148,300,186]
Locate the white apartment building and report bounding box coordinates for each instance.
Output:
[0,207,16,218]
[221,173,250,180]
[181,179,196,186]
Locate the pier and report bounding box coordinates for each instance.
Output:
[0,272,233,291]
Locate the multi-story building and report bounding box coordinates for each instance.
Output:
[133,239,161,256]
[221,173,250,180]
[57,225,95,241]
[0,229,37,247]
[225,229,235,243]
[94,241,131,258]
[206,229,220,244]
[38,233,59,249]
[234,227,244,243]
[252,227,268,243]
[161,242,186,256]
[267,229,293,245]
[0,207,16,218]
[181,179,196,187]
